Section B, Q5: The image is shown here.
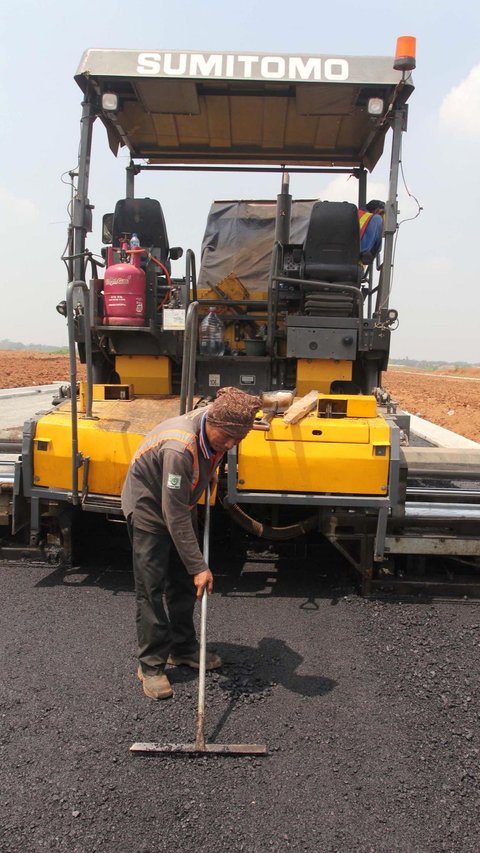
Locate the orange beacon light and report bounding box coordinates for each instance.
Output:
[394,36,416,72]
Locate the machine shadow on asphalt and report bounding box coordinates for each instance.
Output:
[33,540,355,607]
[33,510,473,604]
[30,509,356,603]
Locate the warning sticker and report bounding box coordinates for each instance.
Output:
[163,308,186,330]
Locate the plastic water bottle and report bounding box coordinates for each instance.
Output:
[199,307,225,356]
[129,233,141,267]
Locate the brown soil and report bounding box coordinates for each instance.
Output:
[0,351,479,442]
[0,351,86,388]
[383,367,480,443]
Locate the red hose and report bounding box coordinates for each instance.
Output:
[148,254,173,307]
[127,249,173,307]
[148,254,172,286]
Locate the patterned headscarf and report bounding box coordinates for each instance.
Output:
[206,387,261,438]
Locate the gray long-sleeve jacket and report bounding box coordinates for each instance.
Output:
[121,409,222,574]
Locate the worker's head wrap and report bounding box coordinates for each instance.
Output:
[206,387,261,439]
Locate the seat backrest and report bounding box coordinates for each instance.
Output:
[112,198,170,262]
[303,201,360,283]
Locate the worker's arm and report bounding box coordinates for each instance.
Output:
[160,449,213,593]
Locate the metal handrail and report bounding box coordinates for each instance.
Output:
[196,298,268,308]
[266,241,282,357]
[186,249,197,303]
[271,273,364,344]
[179,301,199,415]
[66,280,94,505]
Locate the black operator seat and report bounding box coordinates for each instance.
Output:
[302,200,361,316]
[111,197,171,272]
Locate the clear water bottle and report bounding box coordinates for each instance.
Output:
[199,307,225,356]
[129,233,141,267]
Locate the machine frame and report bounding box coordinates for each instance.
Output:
[4,44,480,595]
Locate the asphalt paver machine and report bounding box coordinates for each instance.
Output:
[4,40,480,594]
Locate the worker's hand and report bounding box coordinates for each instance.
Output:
[193,568,214,599]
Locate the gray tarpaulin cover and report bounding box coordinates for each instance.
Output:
[197,200,316,294]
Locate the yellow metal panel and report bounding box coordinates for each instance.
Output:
[116,355,171,395]
[266,413,371,444]
[346,396,377,418]
[317,394,377,419]
[296,359,352,395]
[79,383,133,411]
[33,414,142,494]
[32,397,181,495]
[238,414,390,495]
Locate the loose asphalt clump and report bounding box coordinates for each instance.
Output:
[1,550,480,853]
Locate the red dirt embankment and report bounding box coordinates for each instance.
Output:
[0,351,479,442]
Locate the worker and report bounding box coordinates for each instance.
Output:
[358,199,385,263]
[121,387,261,700]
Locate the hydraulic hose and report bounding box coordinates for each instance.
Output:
[224,499,318,541]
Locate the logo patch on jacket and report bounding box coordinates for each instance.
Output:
[167,473,182,489]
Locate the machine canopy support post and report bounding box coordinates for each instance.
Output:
[266,171,292,358]
[376,107,404,314]
[126,162,140,199]
[275,171,292,247]
[73,94,96,286]
[358,166,367,209]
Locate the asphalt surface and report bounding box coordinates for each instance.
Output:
[1,527,480,853]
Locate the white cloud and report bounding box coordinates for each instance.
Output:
[0,187,39,223]
[319,174,388,204]
[318,175,419,219]
[439,64,480,135]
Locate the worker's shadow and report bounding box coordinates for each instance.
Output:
[186,636,337,742]
[218,636,335,696]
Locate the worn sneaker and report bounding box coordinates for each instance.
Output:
[137,665,173,700]
[167,650,222,670]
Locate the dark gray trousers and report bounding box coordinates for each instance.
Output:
[127,521,197,674]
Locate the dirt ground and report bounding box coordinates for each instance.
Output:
[0,351,87,389]
[0,351,479,442]
[383,367,480,444]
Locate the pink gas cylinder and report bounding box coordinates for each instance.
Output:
[103,241,146,326]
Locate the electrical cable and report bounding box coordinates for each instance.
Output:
[398,158,423,226]
[378,136,423,311]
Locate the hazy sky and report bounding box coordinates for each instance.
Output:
[1,0,479,362]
